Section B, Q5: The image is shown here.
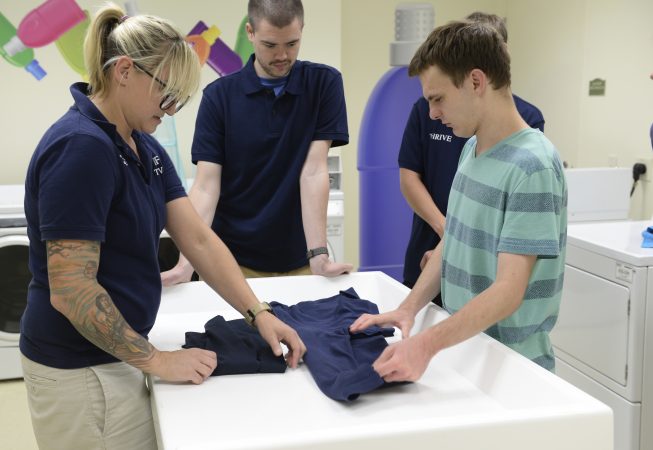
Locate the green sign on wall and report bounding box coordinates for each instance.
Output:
[589,78,606,96]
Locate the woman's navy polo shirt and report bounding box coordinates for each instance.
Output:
[398,95,544,285]
[191,55,349,272]
[20,82,186,369]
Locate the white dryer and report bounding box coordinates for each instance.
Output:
[326,189,344,263]
[0,184,29,380]
[552,220,653,450]
[550,167,648,449]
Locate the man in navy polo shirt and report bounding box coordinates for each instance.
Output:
[399,12,545,302]
[162,0,352,284]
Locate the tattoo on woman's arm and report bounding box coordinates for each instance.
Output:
[47,240,155,369]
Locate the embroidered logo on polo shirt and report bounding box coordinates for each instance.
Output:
[429,133,452,142]
[152,155,163,176]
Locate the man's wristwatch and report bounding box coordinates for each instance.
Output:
[244,302,273,327]
[306,246,329,260]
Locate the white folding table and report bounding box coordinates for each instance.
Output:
[149,271,611,450]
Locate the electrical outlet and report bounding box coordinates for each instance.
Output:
[636,158,653,182]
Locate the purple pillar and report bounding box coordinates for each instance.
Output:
[358,66,422,281]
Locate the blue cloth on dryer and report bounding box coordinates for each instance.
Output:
[641,226,653,248]
[269,287,395,402]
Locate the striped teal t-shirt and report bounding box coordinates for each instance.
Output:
[441,128,567,371]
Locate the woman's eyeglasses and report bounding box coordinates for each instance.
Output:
[133,62,189,112]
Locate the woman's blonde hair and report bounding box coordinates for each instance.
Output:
[84,3,200,105]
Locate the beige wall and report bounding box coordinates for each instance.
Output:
[507,0,586,167]
[508,0,653,219]
[1,0,244,186]
[0,0,340,185]
[3,0,653,269]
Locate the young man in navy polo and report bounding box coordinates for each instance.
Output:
[162,0,352,284]
[399,12,545,301]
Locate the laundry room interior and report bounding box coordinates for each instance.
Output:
[1,0,653,449]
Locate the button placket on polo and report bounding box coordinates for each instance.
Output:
[269,92,289,136]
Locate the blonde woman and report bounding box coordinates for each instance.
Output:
[20,5,305,449]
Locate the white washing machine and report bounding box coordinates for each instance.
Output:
[326,189,344,263]
[0,184,29,380]
[550,167,650,450]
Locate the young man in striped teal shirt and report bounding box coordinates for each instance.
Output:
[351,20,567,381]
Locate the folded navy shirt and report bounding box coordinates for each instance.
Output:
[183,288,394,401]
[269,288,395,401]
[183,315,287,375]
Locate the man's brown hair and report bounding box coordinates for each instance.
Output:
[408,20,511,90]
[248,0,304,31]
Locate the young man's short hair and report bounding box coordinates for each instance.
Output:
[408,20,511,90]
[248,0,304,31]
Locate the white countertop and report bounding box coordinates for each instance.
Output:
[149,272,611,450]
[568,220,653,266]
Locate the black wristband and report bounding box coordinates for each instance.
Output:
[306,246,328,260]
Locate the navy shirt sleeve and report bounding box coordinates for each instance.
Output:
[397,100,425,174]
[191,90,225,165]
[313,72,349,147]
[150,136,187,203]
[38,134,116,242]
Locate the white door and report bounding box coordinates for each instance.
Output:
[0,233,30,344]
[551,264,630,385]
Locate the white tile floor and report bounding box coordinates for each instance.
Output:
[0,379,38,450]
